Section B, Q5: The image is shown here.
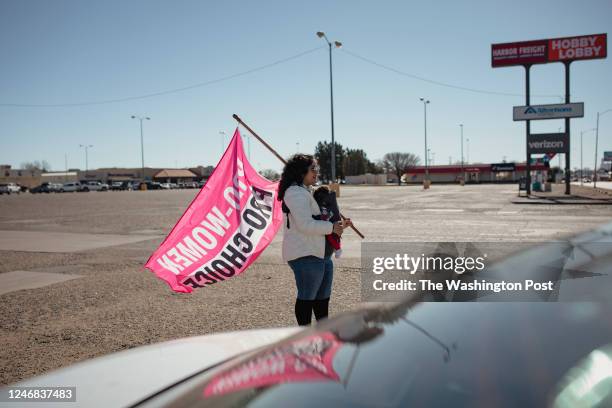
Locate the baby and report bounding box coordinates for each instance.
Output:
[312,186,342,258]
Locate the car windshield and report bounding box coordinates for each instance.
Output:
[135,300,612,408]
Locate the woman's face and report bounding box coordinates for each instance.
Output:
[302,160,319,186]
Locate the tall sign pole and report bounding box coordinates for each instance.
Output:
[564,62,571,195]
[525,65,531,195]
[492,33,607,196]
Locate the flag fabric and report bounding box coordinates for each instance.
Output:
[145,128,283,293]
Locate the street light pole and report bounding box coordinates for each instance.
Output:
[594,109,612,188]
[460,124,464,181]
[78,144,93,178]
[219,131,226,155]
[244,133,251,161]
[131,115,150,181]
[580,128,596,186]
[466,138,470,164]
[317,32,342,183]
[420,98,430,184]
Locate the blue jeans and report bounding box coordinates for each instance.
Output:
[288,256,333,300]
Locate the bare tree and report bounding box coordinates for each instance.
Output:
[259,169,280,181]
[381,152,420,185]
[21,160,52,173]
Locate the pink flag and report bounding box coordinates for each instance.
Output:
[145,128,283,293]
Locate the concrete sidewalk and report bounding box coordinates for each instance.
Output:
[512,183,612,205]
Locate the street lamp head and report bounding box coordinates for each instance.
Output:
[420,97,424,101]
[334,41,342,48]
[145,117,151,120]
[316,31,325,38]
[131,115,136,119]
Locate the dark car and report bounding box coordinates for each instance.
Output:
[111,181,133,191]
[29,182,61,193]
[5,224,612,407]
[139,181,163,190]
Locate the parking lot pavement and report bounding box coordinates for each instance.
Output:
[0,271,82,296]
[0,185,611,384]
[0,230,160,253]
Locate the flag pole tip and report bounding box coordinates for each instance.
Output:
[232,114,240,121]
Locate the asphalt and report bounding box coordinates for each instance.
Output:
[0,185,611,384]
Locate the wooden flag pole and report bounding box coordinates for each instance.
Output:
[233,114,365,239]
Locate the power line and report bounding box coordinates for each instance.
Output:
[0,46,325,108]
[340,48,563,99]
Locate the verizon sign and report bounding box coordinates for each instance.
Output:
[513,103,584,121]
[492,33,607,67]
[527,133,569,154]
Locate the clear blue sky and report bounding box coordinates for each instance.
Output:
[1,0,610,173]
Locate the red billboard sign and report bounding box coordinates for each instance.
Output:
[492,39,548,67]
[548,34,607,62]
[492,33,607,67]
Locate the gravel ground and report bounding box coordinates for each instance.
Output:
[1,185,610,385]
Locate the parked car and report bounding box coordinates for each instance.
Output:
[59,182,81,193]
[160,183,172,190]
[30,182,61,193]
[136,181,162,190]
[110,181,125,191]
[0,183,21,194]
[110,181,133,191]
[80,181,109,192]
[6,223,612,407]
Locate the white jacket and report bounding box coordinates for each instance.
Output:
[281,184,333,261]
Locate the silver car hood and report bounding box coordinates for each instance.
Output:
[3,327,300,408]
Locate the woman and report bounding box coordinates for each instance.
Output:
[278,154,350,326]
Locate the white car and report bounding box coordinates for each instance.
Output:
[0,183,21,194]
[81,181,109,192]
[160,183,172,189]
[60,182,81,193]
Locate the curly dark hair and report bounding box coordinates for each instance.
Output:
[277,154,314,201]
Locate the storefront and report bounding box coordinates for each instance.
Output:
[404,162,549,184]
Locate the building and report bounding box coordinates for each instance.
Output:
[404,162,549,184]
[153,169,198,183]
[345,173,387,185]
[78,167,206,183]
[41,172,79,184]
[0,165,42,188]
[1,165,214,188]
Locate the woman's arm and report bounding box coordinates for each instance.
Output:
[284,187,333,236]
